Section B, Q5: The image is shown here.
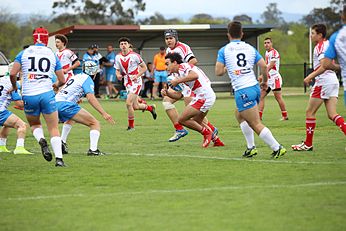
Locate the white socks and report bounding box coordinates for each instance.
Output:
[51,136,63,159]
[33,127,44,142]
[240,121,255,148]
[90,130,100,151]
[61,124,73,143]
[16,138,24,147]
[259,127,280,151]
[0,138,6,146]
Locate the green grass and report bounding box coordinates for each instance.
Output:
[1,89,346,231]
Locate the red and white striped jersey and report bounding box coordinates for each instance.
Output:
[178,63,213,95]
[115,51,143,87]
[265,48,280,78]
[56,48,78,81]
[166,42,195,63]
[313,40,339,86]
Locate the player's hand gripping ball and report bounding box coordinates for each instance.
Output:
[167,74,183,92]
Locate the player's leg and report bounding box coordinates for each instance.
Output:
[259,88,269,120]
[292,97,322,151]
[200,117,224,147]
[3,114,32,154]
[163,93,188,142]
[126,93,137,130]
[0,125,11,153]
[178,105,212,148]
[40,91,64,166]
[273,89,288,120]
[235,110,256,157]
[325,97,346,135]
[71,108,104,155]
[61,120,74,154]
[236,86,285,158]
[133,92,157,120]
[43,111,64,165]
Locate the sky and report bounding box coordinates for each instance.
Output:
[3,0,332,18]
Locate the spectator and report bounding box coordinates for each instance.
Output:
[141,62,154,98]
[151,46,168,98]
[103,44,119,99]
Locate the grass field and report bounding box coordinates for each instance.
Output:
[1,89,346,231]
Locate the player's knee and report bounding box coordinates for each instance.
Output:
[162,101,175,110]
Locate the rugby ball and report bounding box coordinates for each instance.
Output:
[167,74,184,92]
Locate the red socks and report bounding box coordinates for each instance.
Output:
[305,118,316,146]
[333,114,346,135]
[174,123,184,131]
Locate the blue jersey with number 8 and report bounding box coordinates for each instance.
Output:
[217,40,262,91]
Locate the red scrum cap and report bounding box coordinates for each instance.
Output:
[33,27,49,46]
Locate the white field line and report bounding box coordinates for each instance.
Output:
[103,152,346,165]
[6,181,346,201]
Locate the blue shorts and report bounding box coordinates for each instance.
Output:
[154,70,168,83]
[57,101,81,122]
[23,91,57,116]
[235,84,260,112]
[0,110,12,126]
[106,73,116,82]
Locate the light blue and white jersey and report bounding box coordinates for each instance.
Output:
[14,44,62,96]
[0,76,21,112]
[55,73,94,103]
[217,40,262,91]
[325,25,346,85]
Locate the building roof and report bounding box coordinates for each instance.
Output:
[50,24,274,40]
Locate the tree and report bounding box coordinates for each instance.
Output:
[52,0,146,25]
[302,7,340,34]
[302,0,344,34]
[190,14,229,24]
[260,3,285,25]
[233,14,253,24]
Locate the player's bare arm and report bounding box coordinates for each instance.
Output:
[116,69,123,80]
[215,62,226,76]
[321,58,341,72]
[188,57,198,65]
[9,62,21,90]
[171,71,198,88]
[257,58,268,90]
[86,93,115,124]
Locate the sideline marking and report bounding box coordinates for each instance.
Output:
[6,181,346,201]
[107,152,346,165]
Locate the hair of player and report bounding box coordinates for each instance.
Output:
[264,37,272,42]
[55,34,68,46]
[312,24,327,38]
[165,52,183,64]
[227,21,243,39]
[118,37,131,44]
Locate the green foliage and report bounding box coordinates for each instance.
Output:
[51,0,146,25]
[260,2,285,25]
[302,7,341,35]
[233,14,253,24]
[0,95,346,230]
[189,14,229,24]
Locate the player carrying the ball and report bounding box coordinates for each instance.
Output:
[163,52,222,148]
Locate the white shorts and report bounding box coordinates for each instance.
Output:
[268,75,282,90]
[126,83,142,95]
[310,83,339,99]
[189,91,216,113]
